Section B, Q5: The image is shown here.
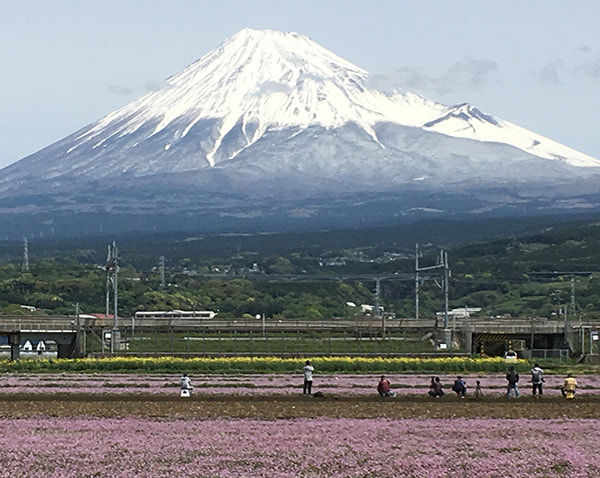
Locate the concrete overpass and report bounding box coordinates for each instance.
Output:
[457,318,569,356]
[0,314,593,358]
[0,316,79,359]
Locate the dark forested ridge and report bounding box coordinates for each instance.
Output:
[1,215,600,320]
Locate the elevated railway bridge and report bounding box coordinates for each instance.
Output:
[0,315,593,359]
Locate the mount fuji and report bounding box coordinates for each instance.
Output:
[1,28,600,238]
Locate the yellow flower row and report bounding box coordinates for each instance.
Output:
[0,355,520,373]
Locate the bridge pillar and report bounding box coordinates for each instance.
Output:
[443,329,452,349]
[74,329,84,358]
[7,332,21,361]
[463,328,473,355]
[57,341,77,359]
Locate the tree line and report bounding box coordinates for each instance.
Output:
[1,218,600,320]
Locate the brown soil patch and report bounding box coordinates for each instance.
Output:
[0,393,598,419]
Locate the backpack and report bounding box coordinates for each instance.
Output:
[531,369,541,383]
[452,379,463,392]
[507,370,519,384]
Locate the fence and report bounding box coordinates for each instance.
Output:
[527,349,570,361]
[84,327,446,357]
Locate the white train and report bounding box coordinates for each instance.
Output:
[134,310,217,320]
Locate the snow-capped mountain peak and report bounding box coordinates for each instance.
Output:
[64,28,598,170]
[2,27,599,188]
[1,28,599,238]
[78,28,383,166]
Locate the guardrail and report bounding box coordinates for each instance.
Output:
[100,317,439,333]
[0,315,595,335]
[0,316,76,332]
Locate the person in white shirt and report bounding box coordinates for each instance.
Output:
[303,360,314,395]
[180,373,193,393]
[531,364,545,397]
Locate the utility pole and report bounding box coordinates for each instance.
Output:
[415,243,420,320]
[104,241,119,354]
[74,302,81,357]
[569,275,576,353]
[443,250,449,331]
[570,276,576,319]
[562,276,575,350]
[374,277,385,339]
[105,245,111,323]
[113,246,118,347]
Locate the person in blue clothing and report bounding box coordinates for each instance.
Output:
[452,376,467,398]
[506,366,520,398]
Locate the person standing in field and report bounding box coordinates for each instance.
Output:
[506,366,520,398]
[531,363,545,397]
[303,360,314,395]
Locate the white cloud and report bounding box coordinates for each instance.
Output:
[577,53,600,80]
[108,84,135,96]
[368,58,498,97]
[538,60,564,85]
[577,45,592,54]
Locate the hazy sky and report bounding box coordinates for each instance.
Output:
[2,1,599,169]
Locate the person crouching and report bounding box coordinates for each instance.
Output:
[452,376,467,398]
[377,375,396,397]
[180,373,193,394]
[428,376,444,398]
[561,374,577,399]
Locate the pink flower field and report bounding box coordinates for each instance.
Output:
[0,416,597,477]
[2,372,599,397]
[1,372,599,476]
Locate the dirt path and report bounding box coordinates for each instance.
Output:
[0,393,598,419]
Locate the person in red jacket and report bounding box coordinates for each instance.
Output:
[377,375,396,397]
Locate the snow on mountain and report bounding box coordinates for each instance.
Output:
[1,28,600,238]
[423,103,599,167]
[41,27,599,177]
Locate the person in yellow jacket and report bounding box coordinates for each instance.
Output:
[561,374,577,399]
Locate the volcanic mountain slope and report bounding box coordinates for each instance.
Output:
[0,28,599,237]
[2,28,599,187]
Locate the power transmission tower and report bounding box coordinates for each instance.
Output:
[570,275,576,319]
[415,243,421,320]
[22,237,30,272]
[159,256,166,291]
[373,277,385,339]
[415,244,449,329]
